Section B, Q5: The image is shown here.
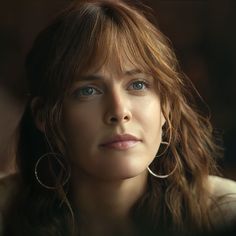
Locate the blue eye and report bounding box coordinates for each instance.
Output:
[130,81,147,90]
[73,86,100,98]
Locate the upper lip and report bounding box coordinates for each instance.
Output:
[100,134,141,146]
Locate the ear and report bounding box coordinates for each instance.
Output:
[30,97,45,133]
[161,101,171,128]
[161,112,166,128]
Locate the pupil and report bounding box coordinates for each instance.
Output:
[135,82,143,89]
[84,88,93,95]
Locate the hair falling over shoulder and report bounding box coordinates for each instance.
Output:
[3,0,222,235]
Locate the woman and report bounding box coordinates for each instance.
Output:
[1,0,236,235]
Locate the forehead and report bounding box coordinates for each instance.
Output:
[79,46,150,80]
[70,21,154,84]
[83,58,138,77]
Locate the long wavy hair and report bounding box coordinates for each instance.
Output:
[4,0,222,235]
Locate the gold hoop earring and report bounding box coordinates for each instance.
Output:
[34,152,70,190]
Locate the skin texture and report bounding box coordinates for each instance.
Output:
[59,59,165,235]
[62,59,165,181]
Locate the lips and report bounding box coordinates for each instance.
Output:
[100,134,141,150]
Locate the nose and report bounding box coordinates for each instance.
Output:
[104,90,132,125]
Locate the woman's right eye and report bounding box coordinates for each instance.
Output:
[72,86,101,98]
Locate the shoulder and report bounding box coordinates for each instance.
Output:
[208,175,236,196]
[0,174,19,235]
[207,175,236,230]
[0,174,19,210]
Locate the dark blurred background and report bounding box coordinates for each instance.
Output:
[0,0,235,179]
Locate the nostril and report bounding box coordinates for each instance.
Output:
[124,115,129,120]
[110,117,118,122]
[106,112,131,124]
[110,116,129,122]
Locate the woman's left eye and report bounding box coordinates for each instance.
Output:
[129,81,148,90]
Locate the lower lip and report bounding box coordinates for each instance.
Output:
[100,140,139,150]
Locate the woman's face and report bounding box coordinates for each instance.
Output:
[62,60,165,181]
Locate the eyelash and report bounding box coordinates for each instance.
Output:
[72,79,151,99]
[72,86,101,98]
[128,80,150,91]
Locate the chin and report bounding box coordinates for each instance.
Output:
[96,164,148,181]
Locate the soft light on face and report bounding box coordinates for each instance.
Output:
[62,60,165,181]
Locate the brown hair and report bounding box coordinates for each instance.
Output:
[4,0,221,235]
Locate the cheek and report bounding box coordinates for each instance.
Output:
[137,97,163,159]
[62,104,101,149]
[135,97,163,138]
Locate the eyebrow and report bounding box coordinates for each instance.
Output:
[78,69,145,81]
[125,69,144,76]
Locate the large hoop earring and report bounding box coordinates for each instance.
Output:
[147,164,177,179]
[34,152,70,190]
[155,141,169,157]
[147,141,177,178]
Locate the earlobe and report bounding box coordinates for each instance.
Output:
[31,97,45,133]
[161,102,170,128]
[161,112,166,127]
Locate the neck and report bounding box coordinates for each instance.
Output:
[70,169,148,236]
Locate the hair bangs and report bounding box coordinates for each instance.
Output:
[65,12,149,82]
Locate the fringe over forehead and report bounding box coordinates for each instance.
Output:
[26,0,179,102]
